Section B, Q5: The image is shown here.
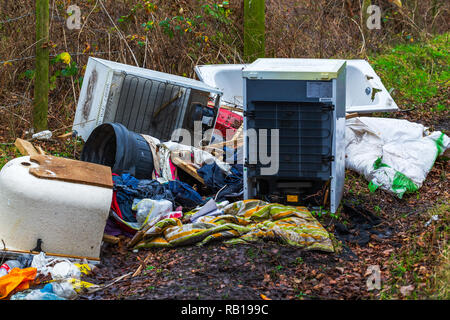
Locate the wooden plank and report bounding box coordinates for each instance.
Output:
[57,131,73,139]
[171,153,205,184]
[28,154,113,189]
[206,138,244,151]
[2,248,100,263]
[345,113,359,119]
[14,138,40,156]
[102,234,120,244]
[36,145,46,155]
[231,124,243,141]
[128,229,146,249]
[219,105,243,113]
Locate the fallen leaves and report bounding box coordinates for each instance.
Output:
[400,285,415,297]
[77,152,448,300]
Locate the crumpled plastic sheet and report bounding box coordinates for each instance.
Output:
[0,267,37,299]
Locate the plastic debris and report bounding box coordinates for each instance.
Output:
[50,261,82,280]
[0,267,37,299]
[345,117,450,198]
[424,215,440,227]
[10,284,65,300]
[32,130,52,141]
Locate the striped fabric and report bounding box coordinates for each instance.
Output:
[135,200,334,252]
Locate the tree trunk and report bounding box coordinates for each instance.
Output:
[244,0,265,62]
[33,0,49,132]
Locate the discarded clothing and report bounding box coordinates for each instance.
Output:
[111,173,175,232]
[104,218,135,238]
[135,200,334,252]
[153,143,179,182]
[197,163,243,202]
[110,173,203,233]
[346,117,450,198]
[167,180,205,209]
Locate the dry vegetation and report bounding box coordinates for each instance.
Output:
[0,0,448,141]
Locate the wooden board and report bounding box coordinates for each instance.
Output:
[2,249,100,263]
[345,112,366,119]
[35,145,46,155]
[28,154,113,189]
[103,234,120,244]
[57,131,74,139]
[171,153,205,184]
[14,138,40,156]
[207,138,244,150]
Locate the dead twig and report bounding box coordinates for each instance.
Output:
[132,252,154,277]
[86,272,133,294]
[98,0,139,67]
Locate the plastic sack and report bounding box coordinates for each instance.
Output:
[67,278,99,293]
[30,252,51,276]
[74,263,94,276]
[32,130,52,141]
[31,253,80,279]
[31,252,72,277]
[50,261,81,280]
[133,198,173,227]
[11,290,64,300]
[10,284,65,300]
[345,117,450,198]
[189,199,227,223]
[51,281,78,299]
[0,267,37,299]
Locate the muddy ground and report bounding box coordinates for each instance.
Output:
[75,139,448,300]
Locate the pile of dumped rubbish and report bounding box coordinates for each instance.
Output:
[101,130,334,253]
[345,117,450,198]
[0,125,335,299]
[1,253,99,300]
[1,58,449,300]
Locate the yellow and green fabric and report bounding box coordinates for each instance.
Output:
[134,200,334,252]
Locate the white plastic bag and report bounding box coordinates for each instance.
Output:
[50,261,81,280]
[132,199,173,227]
[51,281,78,299]
[31,252,72,277]
[32,130,52,141]
[345,117,450,198]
